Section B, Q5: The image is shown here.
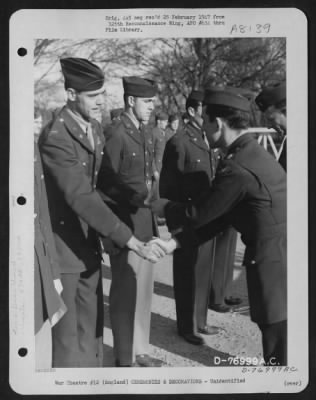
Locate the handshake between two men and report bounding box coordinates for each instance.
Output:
[126,198,178,263]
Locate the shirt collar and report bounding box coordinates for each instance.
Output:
[123,111,140,130]
[66,106,92,133]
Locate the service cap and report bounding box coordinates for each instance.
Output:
[255,82,286,112]
[110,108,124,119]
[204,88,251,112]
[155,111,168,121]
[188,89,204,102]
[169,114,179,123]
[60,57,104,91]
[123,76,157,98]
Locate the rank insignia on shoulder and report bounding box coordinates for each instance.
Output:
[226,153,234,159]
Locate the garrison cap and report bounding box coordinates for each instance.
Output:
[204,88,251,112]
[60,57,104,91]
[169,114,179,123]
[123,76,158,98]
[155,111,168,121]
[188,89,204,102]
[110,108,124,119]
[255,83,286,112]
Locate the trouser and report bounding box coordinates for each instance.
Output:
[109,250,154,365]
[52,268,103,367]
[35,319,52,370]
[173,239,216,334]
[258,320,287,366]
[209,227,237,305]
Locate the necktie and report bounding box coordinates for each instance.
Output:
[202,131,210,149]
[86,124,95,150]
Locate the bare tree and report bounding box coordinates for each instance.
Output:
[34,37,285,120]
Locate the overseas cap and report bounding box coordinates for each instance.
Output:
[156,111,169,121]
[204,88,251,112]
[60,57,104,91]
[123,76,158,98]
[188,89,204,102]
[169,114,179,123]
[110,108,124,119]
[255,82,286,112]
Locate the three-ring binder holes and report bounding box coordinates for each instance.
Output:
[17,196,26,205]
[17,47,27,57]
[18,348,28,357]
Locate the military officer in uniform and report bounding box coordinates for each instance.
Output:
[165,114,180,142]
[97,76,164,367]
[151,89,287,365]
[159,89,220,345]
[255,82,287,171]
[110,107,124,122]
[151,111,169,178]
[39,59,163,367]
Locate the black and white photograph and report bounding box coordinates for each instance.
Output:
[9,8,308,395]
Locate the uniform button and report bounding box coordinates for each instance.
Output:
[145,151,148,155]
[197,159,200,163]
[193,138,197,141]
[60,221,64,225]
[40,174,44,180]
[59,118,64,122]
[101,151,104,155]
[82,162,86,166]
[34,213,37,219]
[250,260,256,265]
[132,153,136,156]
[95,171,98,175]
[146,162,149,166]
[79,134,83,139]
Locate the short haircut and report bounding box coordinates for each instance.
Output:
[205,105,250,130]
[185,98,201,111]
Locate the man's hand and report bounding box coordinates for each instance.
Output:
[147,237,178,255]
[126,235,166,263]
[148,198,170,217]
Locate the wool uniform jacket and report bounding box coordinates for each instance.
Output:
[166,133,287,325]
[39,106,132,273]
[98,112,157,246]
[160,121,217,207]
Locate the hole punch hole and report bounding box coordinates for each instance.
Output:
[17,47,27,57]
[18,347,28,357]
[17,196,26,205]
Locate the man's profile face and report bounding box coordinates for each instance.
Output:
[202,106,222,148]
[133,96,155,123]
[158,119,168,130]
[265,105,287,133]
[195,101,203,117]
[72,86,105,122]
[170,119,179,132]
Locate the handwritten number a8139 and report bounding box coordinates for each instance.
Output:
[230,23,271,34]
